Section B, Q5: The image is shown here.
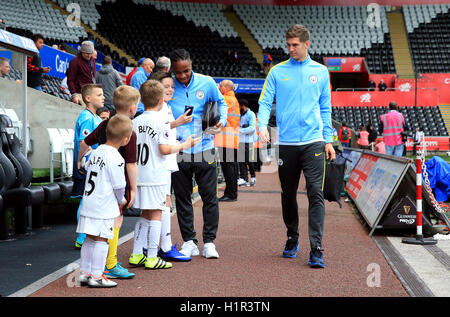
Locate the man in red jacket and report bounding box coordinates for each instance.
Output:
[66,41,97,105]
[125,57,145,86]
[338,122,352,148]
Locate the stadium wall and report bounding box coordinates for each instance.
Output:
[0,78,81,169]
[331,90,439,107]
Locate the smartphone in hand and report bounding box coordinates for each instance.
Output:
[185,105,194,116]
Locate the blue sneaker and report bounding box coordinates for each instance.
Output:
[104,263,135,279]
[308,249,325,268]
[158,243,192,262]
[282,238,299,258]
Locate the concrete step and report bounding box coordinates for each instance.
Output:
[387,12,415,76]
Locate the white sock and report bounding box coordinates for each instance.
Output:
[132,217,148,255]
[91,241,109,279]
[80,237,94,275]
[160,207,172,252]
[146,220,162,258]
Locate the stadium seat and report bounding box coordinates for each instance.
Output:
[0,115,45,239]
[331,105,447,137]
[47,127,73,198]
[95,0,262,78]
[405,4,450,73]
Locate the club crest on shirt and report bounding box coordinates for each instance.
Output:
[82,128,90,137]
[163,131,170,139]
[196,90,205,100]
[309,75,318,84]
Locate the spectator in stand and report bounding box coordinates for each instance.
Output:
[130,58,154,116]
[263,52,272,74]
[368,79,376,91]
[126,57,145,86]
[60,76,71,97]
[96,55,123,113]
[155,56,171,72]
[27,34,51,91]
[233,51,240,65]
[356,125,370,150]
[378,101,409,157]
[378,79,387,91]
[58,44,66,52]
[226,49,233,64]
[0,57,11,78]
[338,122,352,148]
[413,127,422,156]
[66,41,97,105]
[0,19,5,30]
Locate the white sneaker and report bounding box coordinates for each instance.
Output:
[203,242,219,259]
[179,240,200,257]
[250,177,256,186]
[79,272,91,286]
[88,275,117,288]
[237,178,246,186]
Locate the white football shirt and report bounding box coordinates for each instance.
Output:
[133,110,171,186]
[159,102,178,172]
[79,144,126,219]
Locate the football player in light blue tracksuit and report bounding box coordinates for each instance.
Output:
[257,24,335,268]
[168,49,228,259]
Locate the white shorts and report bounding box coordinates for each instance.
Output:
[134,185,166,210]
[76,216,115,240]
[165,171,172,196]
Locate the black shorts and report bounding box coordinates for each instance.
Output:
[70,177,85,198]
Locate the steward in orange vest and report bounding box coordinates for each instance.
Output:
[216,80,240,201]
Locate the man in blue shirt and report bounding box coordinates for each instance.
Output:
[130,58,154,116]
[238,99,257,187]
[168,49,228,260]
[258,24,335,268]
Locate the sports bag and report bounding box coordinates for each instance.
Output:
[202,101,220,131]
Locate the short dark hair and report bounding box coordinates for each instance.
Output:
[103,55,112,65]
[388,101,398,110]
[169,49,190,63]
[149,71,172,82]
[32,33,44,43]
[239,99,248,107]
[96,107,110,116]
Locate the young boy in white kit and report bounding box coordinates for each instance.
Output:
[77,114,133,288]
[148,71,193,262]
[131,80,200,270]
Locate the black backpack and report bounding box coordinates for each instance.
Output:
[202,101,220,131]
[323,155,346,208]
[341,128,350,141]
